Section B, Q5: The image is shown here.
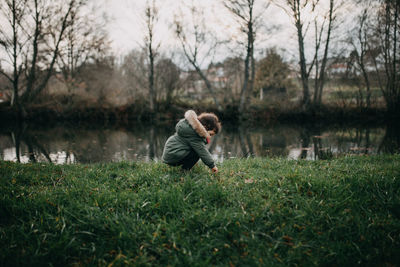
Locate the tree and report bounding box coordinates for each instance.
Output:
[312,0,336,106]
[347,1,375,109]
[313,0,337,106]
[223,0,267,115]
[143,0,159,113]
[0,0,26,114]
[275,0,339,109]
[155,57,180,107]
[74,57,115,106]
[220,57,244,105]
[57,1,110,94]
[121,49,148,100]
[0,0,85,118]
[372,0,400,114]
[174,2,222,111]
[255,48,292,100]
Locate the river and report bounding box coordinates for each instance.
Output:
[0,122,398,164]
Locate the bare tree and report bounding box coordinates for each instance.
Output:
[57,2,110,93]
[121,49,148,99]
[223,0,267,115]
[155,57,180,107]
[22,0,80,103]
[347,2,375,109]
[275,0,339,109]
[174,2,222,111]
[372,0,400,113]
[313,0,336,105]
[0,0,27,116]
[0,0,84,117]
[143,0,159,113]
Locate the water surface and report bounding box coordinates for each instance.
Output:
[0,122,398,164]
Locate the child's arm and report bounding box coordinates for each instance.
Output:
[189,139,216,169]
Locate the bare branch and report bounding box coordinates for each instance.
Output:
[0,68,13,83]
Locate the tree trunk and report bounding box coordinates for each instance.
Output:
[360,62,371,108]
[239,43,251,114]
[313,24,320,105]
[22,0,75,104]
[357,7,372,109]
[381,0,400,113]
[239,17,254,116]
[295,3,310,109]
[24,0,40,100]
[11,0,22,119]
[148,42,155,113]
[316,0,334,105]
[250,28,256,106]
[390,0,399,113]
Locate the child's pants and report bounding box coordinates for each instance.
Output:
[170,149,199,170]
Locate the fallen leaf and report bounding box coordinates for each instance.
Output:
[283,235,293,242]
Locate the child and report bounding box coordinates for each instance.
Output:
[162,110,221,173]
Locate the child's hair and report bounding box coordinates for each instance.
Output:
[198,113,222,134]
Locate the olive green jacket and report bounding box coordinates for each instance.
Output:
[162,110,215,169]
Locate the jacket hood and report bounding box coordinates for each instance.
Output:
[176,110,211,139]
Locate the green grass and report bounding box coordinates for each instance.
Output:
[1,156,400,266]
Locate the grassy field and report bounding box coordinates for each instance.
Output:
[1,156,399,266]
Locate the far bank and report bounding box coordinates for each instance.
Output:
[0,101,395,127]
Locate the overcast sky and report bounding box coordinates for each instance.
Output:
[0,0,357,69]
[102,0,299,63]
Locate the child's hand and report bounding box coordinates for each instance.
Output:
[211,166,219,173]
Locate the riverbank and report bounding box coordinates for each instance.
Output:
[0,101,395,127]
[1,156,399,266]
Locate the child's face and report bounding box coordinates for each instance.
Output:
[208,130,216,136]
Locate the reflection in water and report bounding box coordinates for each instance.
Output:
[0,122,398,164]
[379,124,400,154]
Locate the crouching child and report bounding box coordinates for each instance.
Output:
[162,110,221,173]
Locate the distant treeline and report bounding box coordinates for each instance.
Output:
[0,0,399,121]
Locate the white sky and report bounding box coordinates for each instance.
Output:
[102,0,298,62]
[0,0,358,70]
